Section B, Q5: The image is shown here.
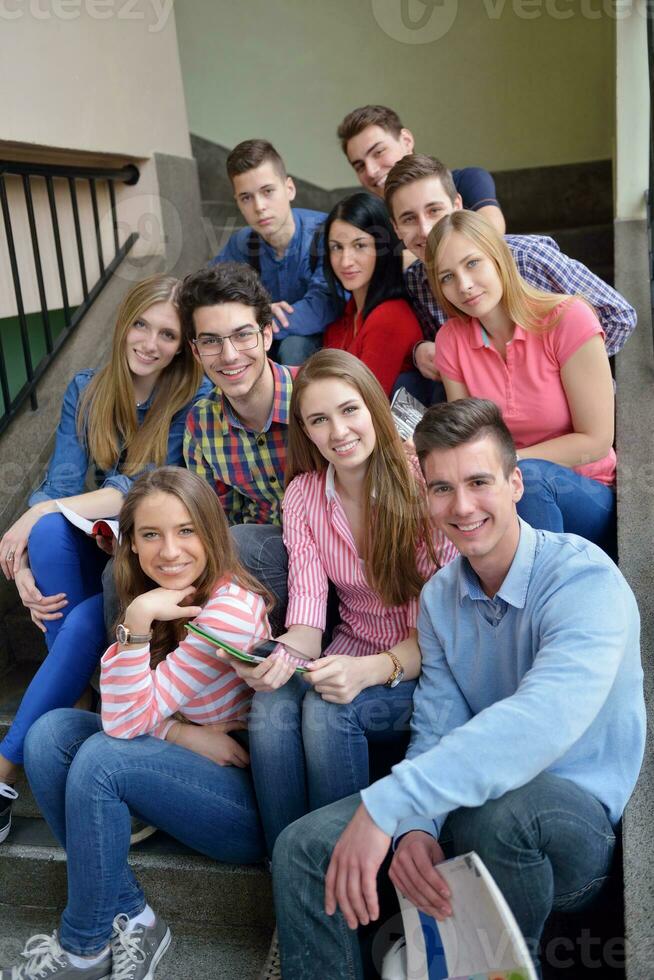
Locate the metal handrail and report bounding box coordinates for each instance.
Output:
[0,158,140,434]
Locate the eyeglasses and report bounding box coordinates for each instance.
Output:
[191,326,263,357]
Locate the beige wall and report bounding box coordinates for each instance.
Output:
[0,1,194,316]
[175,0,616,188]
[0,0,190,159]
[615,7,649,221]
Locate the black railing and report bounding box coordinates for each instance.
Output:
[0,159,140,434]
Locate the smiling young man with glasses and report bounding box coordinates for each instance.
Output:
[178,263,295,530]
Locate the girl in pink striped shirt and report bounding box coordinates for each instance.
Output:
[233,350,457,855]
[17,468,270,976]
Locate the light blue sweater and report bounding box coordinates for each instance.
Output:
[361,520,645,840]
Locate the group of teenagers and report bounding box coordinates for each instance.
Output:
[0,103,646,980]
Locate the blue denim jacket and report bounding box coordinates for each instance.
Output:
[29,369,212,507]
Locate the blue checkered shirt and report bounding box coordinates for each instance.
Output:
[405,234,636,357]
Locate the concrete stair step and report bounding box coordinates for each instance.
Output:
[0,581,47,664]
[539,223,614,278]
[0,905,272,979]
[2,816,274,931]
[1,660,46,819]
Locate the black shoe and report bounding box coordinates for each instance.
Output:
[0,782,19,844]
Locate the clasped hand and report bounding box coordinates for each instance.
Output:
[325,810,452,930]
[168,719,249,768]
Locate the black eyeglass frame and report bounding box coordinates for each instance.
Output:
[191,325,265,357]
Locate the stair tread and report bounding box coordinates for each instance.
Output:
[5,816,269,875]
[0,906,272,979]
[0,661,40,723]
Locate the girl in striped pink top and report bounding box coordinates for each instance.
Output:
[233,350,457,855]
[17,468,270,976]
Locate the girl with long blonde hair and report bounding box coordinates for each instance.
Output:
[0,276,209,830]
[229,349,457,856]
[4,466,270,978]
[426,209,616,555]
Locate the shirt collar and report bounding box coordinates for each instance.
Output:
[324,463,376,502]
[220,359,293,434]
[459,518,536,608]
[471,320,528,349]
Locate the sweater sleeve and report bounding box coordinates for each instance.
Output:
[362,560,631,838]
[100,584,269,739]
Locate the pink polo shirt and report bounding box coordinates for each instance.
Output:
[434,298,616,486]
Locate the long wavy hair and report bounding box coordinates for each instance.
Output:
[323,191,406,323]
[425,210,582,333]
[114,467,271,666]
[77,275,203,474]
[285,350,435,607]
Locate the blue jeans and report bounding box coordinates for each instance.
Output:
[0,514,108,766]
[517,458,616,557]
[272,333,322,366]
[24,708,266,956]
[272,773,616,979]
[229,523,289,635]
[249,675,416,857]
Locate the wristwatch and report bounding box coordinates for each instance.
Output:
[384,651,405,688]
[116,623,153,645]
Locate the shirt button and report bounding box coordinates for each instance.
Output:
[257,437,265,446]
[270,476,277,484]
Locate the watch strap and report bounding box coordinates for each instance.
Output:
[117,623,153,645]
[384,651,403,687]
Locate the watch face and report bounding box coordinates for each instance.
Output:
[389,668,405,688]
[116,624,128,644]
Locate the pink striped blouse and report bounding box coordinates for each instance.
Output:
[283,464,458,658]
[100,578,270,740]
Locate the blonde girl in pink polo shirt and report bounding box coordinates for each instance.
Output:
[426,210,617,557]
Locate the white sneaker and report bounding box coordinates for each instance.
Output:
[0,932,111,979]
[0,782,18,844]
[110,913,170,980]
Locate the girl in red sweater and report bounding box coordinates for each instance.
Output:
[323,192,422,396]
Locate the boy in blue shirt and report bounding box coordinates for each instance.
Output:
[272,398,645,979]
[211,139,337,365]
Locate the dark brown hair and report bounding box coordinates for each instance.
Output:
[384,154,458,216]
[226,139,287,182]
[176,263,273,344]
[337,105,404,153]
[114,467,271,666]
[414,399,518,478]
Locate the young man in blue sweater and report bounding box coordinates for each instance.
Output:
[272,398,645,979]
[211,139,338,365]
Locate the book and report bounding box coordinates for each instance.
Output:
[56,501,119,540]
[184,623,311,673]
[384,851,537,980]
[390,386,428,442]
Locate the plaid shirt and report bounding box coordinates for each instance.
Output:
[183,361,295,526]
[405,234,636,357]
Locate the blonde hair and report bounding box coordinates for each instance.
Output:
[286,350,436,607]
[77,275,202,474]
[425,211,582,333]
[114,467,271,666]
